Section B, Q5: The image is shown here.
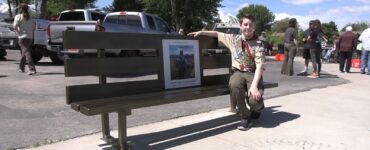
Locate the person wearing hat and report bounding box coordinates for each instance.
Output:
[13,3,36,75]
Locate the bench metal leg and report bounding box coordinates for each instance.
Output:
[100,113,115,143]
[118,111,128,150]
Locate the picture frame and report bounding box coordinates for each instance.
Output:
[162,39,201,89]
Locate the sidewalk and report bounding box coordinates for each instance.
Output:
[24,62,370,150]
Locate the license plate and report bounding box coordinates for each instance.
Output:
[215,49,223,53]
[67,49,79,53]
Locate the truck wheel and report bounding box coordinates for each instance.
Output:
[0,49,7,60]
[49,51,64,65]
[31,51,43,63]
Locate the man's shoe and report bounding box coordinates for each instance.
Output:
[18,69,25,73]
[27,71,36,75]
[297,71,307,76]
[237,118,253,131]
[250,111,261,119]
[308,72,319,78]
[340,70,344,73]
[361,69,365,74]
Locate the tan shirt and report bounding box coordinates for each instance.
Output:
[13,14,34,39]
[218,33,265,71]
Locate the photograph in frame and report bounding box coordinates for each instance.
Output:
[162,39,200,89]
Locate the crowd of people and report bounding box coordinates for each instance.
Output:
[280,18,370,77]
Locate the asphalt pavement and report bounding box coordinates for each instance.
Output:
[0,50,353,150]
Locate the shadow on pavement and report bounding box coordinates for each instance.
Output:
[101,106,299,150]
[255,105,300,128]
[318,73,339,79]
[0,75,7,78]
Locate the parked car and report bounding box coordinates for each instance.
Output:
[0,19,49,63]
[47,10,176,64]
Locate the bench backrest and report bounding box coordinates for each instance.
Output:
[63,31,231,104]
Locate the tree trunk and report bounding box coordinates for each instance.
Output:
[40,0,47,19]
[170,0,179,31]
[7,0,13,18]
[15,0,20,15]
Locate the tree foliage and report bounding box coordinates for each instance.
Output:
[341,22,369,32]
[237,4,275,35]
[47,0,96,16]
[271,18,289,33]
[321,21,339,45]
[142,0,221,33]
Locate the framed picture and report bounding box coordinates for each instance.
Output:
[162,39,201,89]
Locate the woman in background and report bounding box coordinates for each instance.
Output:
[281,18,298,76]
[13,3,36,75]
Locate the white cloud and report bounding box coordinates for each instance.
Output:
[356,0,370,4]
[235,3,249,12]
[281,0,323,5]
[275,5,370,30]
[218,9,235,23]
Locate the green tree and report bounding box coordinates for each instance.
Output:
[142,0,221,33]
[47,0,97,16]
[237,4,275,35]
[341,22,369,32]
[321,21,339,45]
[271,18,289,33]
[110,0,143,12]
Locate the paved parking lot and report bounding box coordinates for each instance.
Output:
[0,50,348,149]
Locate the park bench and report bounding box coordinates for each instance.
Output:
[63,31,278,150]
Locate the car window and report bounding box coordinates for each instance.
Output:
[154,17,170,32]
[146,16,156,30]
[59,12,85,21]
[118,15,142,27]
[104,15,117,24]
[91,12,105,21]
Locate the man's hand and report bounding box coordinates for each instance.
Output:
[248,86,262,101]
[187,32,200,37]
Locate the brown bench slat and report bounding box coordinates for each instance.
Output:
[202,55,231,69]
[64,57,161,77]
[63,31,217,50]
[202,74,229,86]
[263,81,279,89]
[67,80,163,104]
[71,84,229,116]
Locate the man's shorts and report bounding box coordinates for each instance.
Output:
[302,48,311,59]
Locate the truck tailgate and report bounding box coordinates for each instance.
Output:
[48,21,96,44]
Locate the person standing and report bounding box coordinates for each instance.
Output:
[358,27,370,75]
[298,20,314,76]
[13,3,36,75]
[337,26,357,73]
[307,20,322,78]
[281,18,298,76]
[188,14,265,131]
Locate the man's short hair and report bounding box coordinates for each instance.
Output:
[239,14,256,25]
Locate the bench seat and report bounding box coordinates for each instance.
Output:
[71,84,229,116]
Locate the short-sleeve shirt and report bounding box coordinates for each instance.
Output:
[13,14,34,39]
[303,29,311,49]
[218,33,265,72]
[284,27,297,43]
[359,28,370,51]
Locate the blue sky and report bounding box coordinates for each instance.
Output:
[1,0,367,30]
[96,0,370,30]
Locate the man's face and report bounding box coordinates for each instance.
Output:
[240,18,255,38]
